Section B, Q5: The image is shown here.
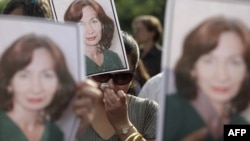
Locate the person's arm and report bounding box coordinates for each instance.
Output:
[73,79,102,132]
[102,87,156,141]
[181,128,208,141]
[138,73,163,103]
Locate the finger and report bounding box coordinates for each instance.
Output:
[197,128,208,140]
[105,88,120,102]
[76,84,102,100]
[182,128,208,141]
[77,79,99,88]
[73,98,94,115]
[103,91,116,107]
[117,90,126,103]
[74,105,91,118]
[103,93,112,108]
[73,97,92,110]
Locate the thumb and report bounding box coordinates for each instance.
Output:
[182,128,208,141]
[197,128,208,137]
[117,90,127,103]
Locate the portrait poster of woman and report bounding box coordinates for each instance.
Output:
[157,0,250,141]
[50,0,129,76]
[0,16,83,141]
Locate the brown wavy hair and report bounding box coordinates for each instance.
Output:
[64,0,114,49]
[0,33,76,121]
[2,0,53,19]
[175,16,250,113]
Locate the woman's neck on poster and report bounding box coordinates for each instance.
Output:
[7,106,44,129]
[85,44,102,55]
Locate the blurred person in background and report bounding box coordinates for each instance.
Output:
[164,16,250,141]
[132,15,163,77]
[1,0,53,19]
[138,70,176,103]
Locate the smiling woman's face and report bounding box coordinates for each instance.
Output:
[8,48,59,112]
[80,6,102,47]
[191,31,247,105]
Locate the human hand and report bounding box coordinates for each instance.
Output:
[101,83,131,131]
[73,79,102,131]
[182,128,208,141]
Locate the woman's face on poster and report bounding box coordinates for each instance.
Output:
[80,6,102,47]
[191,31,247,104]
[8,48,59,112]
[133,21,151,44]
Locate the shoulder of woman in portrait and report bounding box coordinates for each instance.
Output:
[46,121,64,139]
[103,49,122,62]
[231,113,250,124]
[0,109,5,120]
[165,94,190,111]
[103,49,118,56]
[0,109,8,120]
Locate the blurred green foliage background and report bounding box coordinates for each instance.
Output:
[114,0,166,35]
[0,0,8,11]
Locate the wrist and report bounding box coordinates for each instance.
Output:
[113,120,132,132]
[120,125,134,135]
[116,123,144,141]
[115,122,134,135]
